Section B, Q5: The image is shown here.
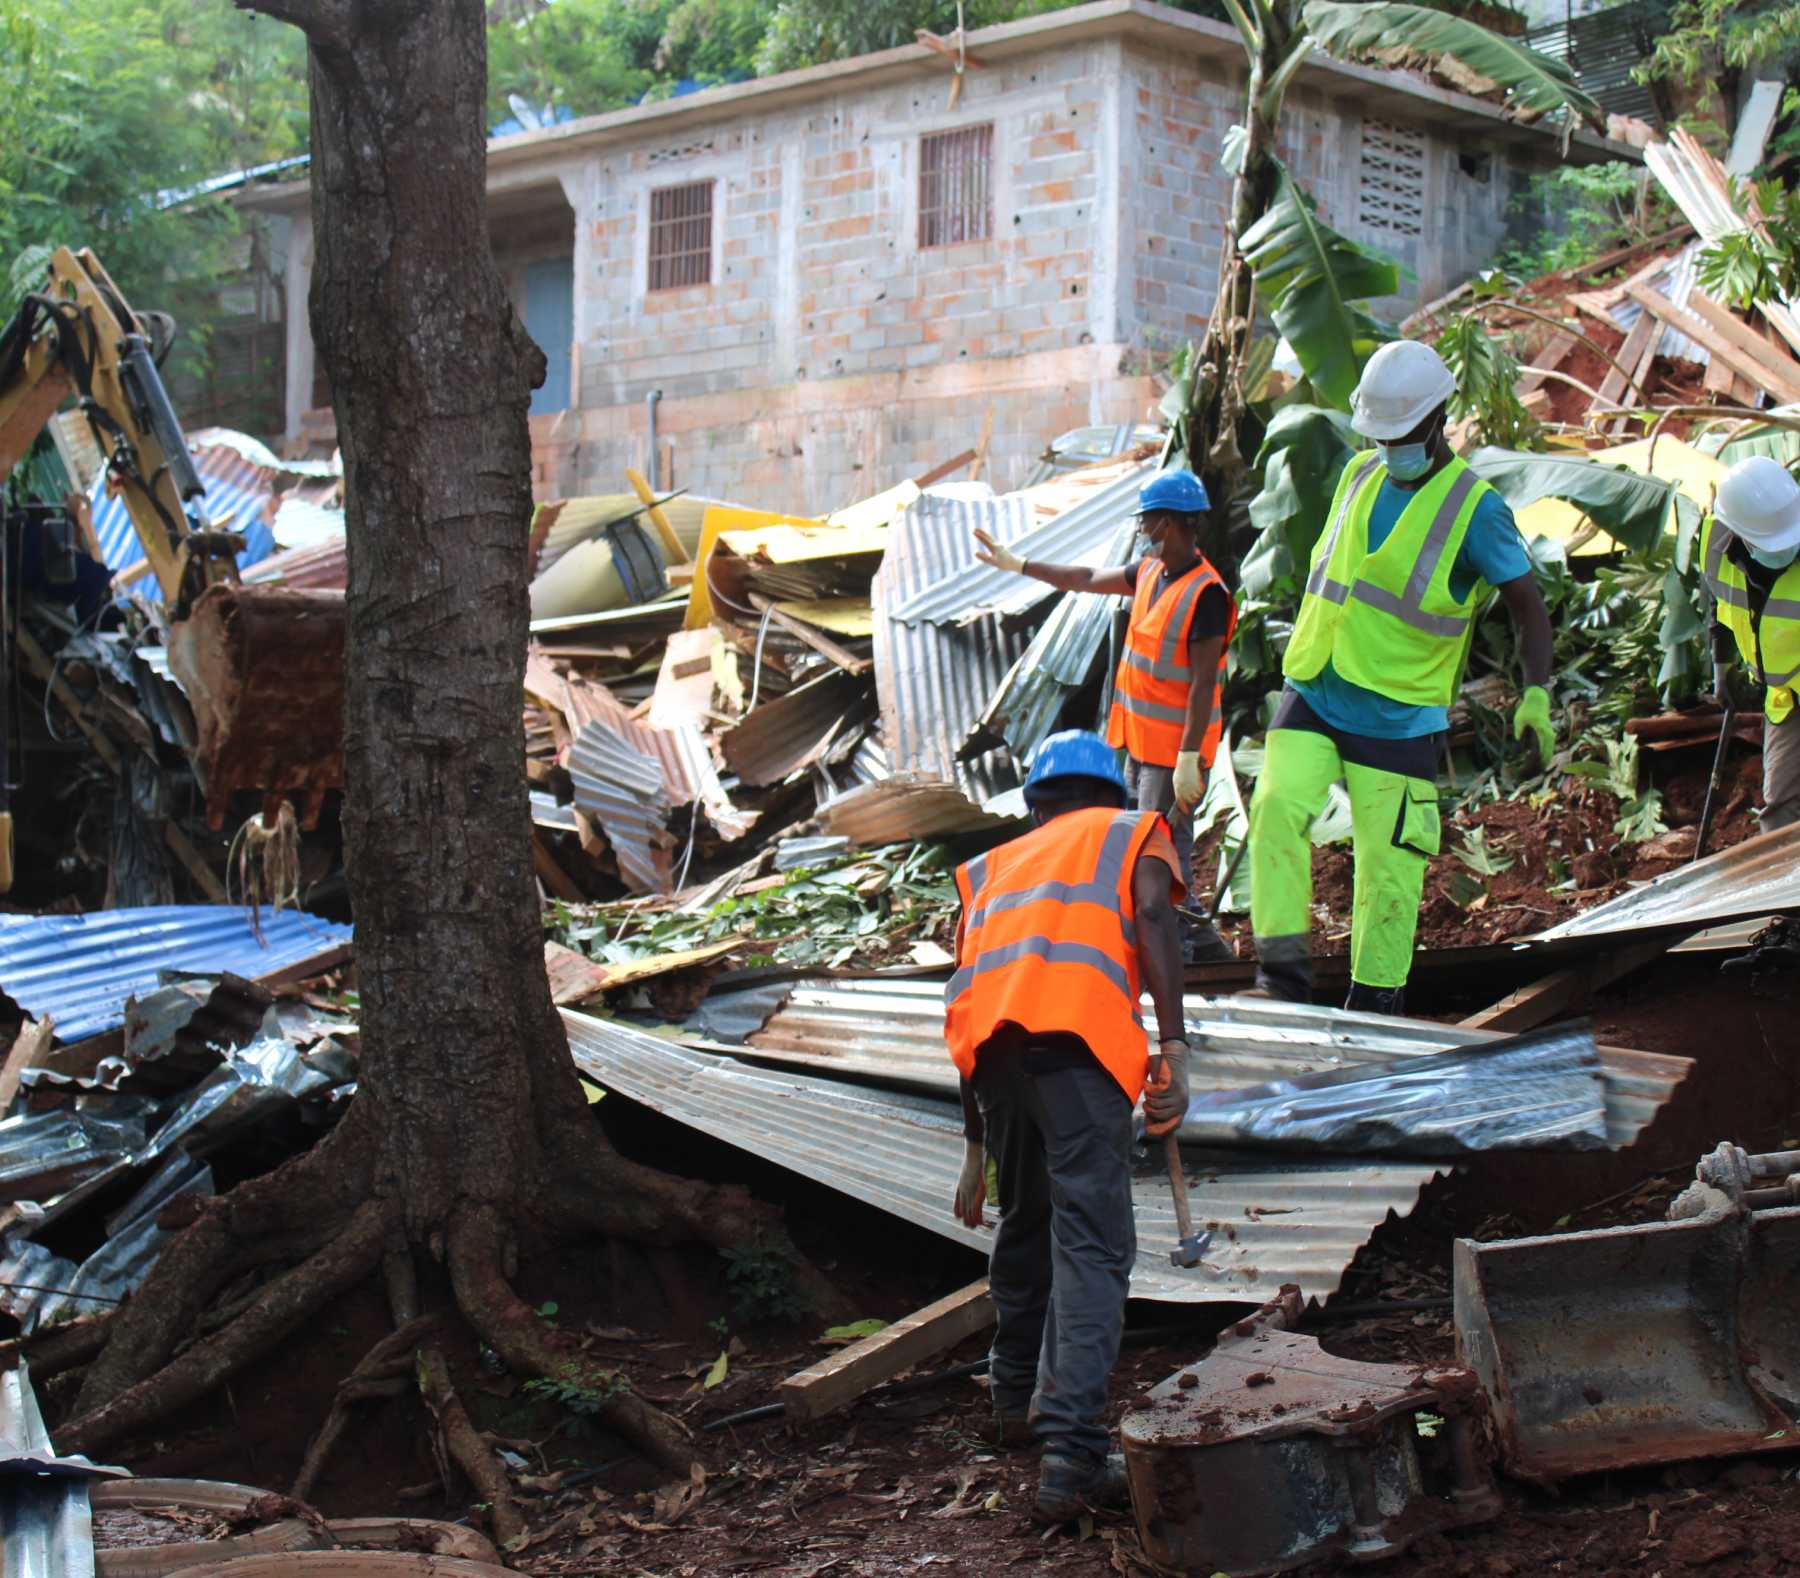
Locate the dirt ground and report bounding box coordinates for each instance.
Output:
[74,930,1800,1578]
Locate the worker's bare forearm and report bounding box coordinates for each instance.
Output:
[1179,635,1225,752]
[1022,561,1133,596]
[1132,859,1186,1044]
[1500,574,1553,689]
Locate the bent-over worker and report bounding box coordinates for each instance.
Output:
[1700,454,1800,833]
[1248,339,1554,1015]
[945,729,1189,1523]
[973,470,1236,961]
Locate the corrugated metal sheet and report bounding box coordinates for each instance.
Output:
[1608,241,1706,366]
[819,777,1015,845]
[0,1365,101,1578]
[0,906,352,1044]
[720,670,874,787]
[240,537,346,590]
[976,517,1137,760]
[562,1008,1440,1306]
[1531,819,1800,945]
[536,494,724,577]
[888,461,1152,628]
[568,722,672,893]
[871,494,1030,808]
[90,441,278,586]
[728,978,1687,1150]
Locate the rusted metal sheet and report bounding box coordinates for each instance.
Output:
[241,538,346,590]
[1530,819,1800,946]
[1122,1290,1497,1575]
[820,778,1015,844]
[164,583,345,828]
[721,669,874,787]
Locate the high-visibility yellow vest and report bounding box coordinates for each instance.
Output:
[946,807,1167,1101]
[1699,512,1800,724]
[1284,450,1496,707]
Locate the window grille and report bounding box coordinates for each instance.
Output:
[1358,121,1426,238]
[919,125,994,249]
[648,181,713,291]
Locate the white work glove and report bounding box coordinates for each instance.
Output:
[1172,750,1204,815]
[972,527,1025,576]
[953,1138,987,1227]
[1145,1040,1190,1138]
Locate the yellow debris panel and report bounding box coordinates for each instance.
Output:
[772,597,876,637]
[1515,437,1725,555]
[828,478,920,530]
[686,504,822,628]
[591,938,746,991]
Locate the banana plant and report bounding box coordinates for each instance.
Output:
[1177,0,1608,514]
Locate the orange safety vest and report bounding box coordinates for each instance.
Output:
[1105,557,1235,770]
[945,807,1170,1101]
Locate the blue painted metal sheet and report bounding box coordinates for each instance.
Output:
[87,446,278,588]
[0,907,352,1044]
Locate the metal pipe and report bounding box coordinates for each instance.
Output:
[645,388,662,490]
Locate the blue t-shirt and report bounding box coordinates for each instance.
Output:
[1291,479,1531,740]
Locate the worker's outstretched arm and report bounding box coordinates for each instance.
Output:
[972,528,1133,596]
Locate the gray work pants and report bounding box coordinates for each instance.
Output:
[974,1045,1135,1466]
[1766,713,1800,832]
[1128,756,1231,958]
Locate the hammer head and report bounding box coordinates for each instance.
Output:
[1170,1230,1212,1268]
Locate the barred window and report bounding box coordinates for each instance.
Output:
[1358,120,1426,238]
[919,125,994,249]
[648,180,712,291]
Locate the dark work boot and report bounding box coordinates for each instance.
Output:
[1246,957,1312,1003]
[1181,918,1237,964]
[986,1400,1034,1449]
[1344,982,1407,1016]
[1034,1450,1129,1523]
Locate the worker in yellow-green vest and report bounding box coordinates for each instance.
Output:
[1699,455,1800,833]
[1248,340,1554,1015]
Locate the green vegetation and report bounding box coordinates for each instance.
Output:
[720,1244,813,1324]
[1496,162,1676,280]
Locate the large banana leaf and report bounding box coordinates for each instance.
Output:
[1301,1,1606,130]
[1465,448,1699,554]
[1242,404,1357,597]
[1238,160,1399,410]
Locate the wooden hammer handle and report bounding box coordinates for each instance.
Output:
[1163,1132,1195,1241]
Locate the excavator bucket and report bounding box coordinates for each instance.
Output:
[1455,1205,1800,1481]
[165,583,346,828]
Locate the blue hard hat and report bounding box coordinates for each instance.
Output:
[1024,730,1128,807]
[1135,469,1210,516]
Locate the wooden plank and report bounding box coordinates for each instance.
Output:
[626,466,690,565]
[1458,935,1673,1033]
[780,1279,995,1423]
[749,593,872,676]
[1516,331,1577,396]
[165,824,228,902]
[533,833,588,904]
[1688,290,1800,389]
[0,1017,55,1113]
[911,449,979,490]
[1594,313,1657,413]
[1610,319,1664,435]
[17,626,120,774]
[1627,284,1800,404]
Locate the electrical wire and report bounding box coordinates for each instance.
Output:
[746,602,777,714]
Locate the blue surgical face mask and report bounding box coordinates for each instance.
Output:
[1747,540,1800,570]
[1378,439,1434,481]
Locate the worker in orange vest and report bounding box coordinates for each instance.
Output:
[945,729,1189,1523]
[974,470,1236,962]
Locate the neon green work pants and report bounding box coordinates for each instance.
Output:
[1248,724,1442,993]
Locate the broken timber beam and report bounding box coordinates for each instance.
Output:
[0,1016,55,1112]
[748,594,871,676]
[1688,290,1800,397]
[779,1279,995,1423]
[1593,313,1656,424]
[1627,284,1800,405]
[1458,935,1674,1034]
[1515,331,1576,396]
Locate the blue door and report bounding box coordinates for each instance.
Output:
[524,256,574,414]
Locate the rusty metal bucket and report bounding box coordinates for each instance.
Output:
[165,583,345,828]
[1456,1144,1800,1482]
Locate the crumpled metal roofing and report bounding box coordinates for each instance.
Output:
[886,459,1152,628]
[90,437,278,587]
[721,669,875,787]
[869,494,1030,810]
[1530,819,1800,946]
[0,906,352,1044]
[562,1008,1440,1306]
[0,1363,117,1578]
[721,978,1687,1151]
[1607,241,1706,366]
[568,720,673,893]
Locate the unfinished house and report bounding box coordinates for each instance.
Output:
[238,0,1627,512]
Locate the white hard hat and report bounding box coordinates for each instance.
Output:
[1350,340,1459,440]
[1717,455,1800,554]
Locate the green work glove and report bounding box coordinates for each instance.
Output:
[1513,684,1554,766]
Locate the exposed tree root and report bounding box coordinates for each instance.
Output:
[0,1312,115,1383]
[448,1206,695,1475]
[61,1200,386,1456]
[75,1105,375,1415]
[292,1314,444,1502]
[417,1340,525,1549]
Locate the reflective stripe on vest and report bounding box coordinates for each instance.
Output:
[1701,514,1800,720]
[1104,556,1235,769]
[1285,452,1493,707]
[945,807,1165,1100]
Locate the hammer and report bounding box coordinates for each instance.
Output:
[1163,1132,1211,1267]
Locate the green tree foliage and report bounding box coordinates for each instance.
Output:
[1637,0,1800,92]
